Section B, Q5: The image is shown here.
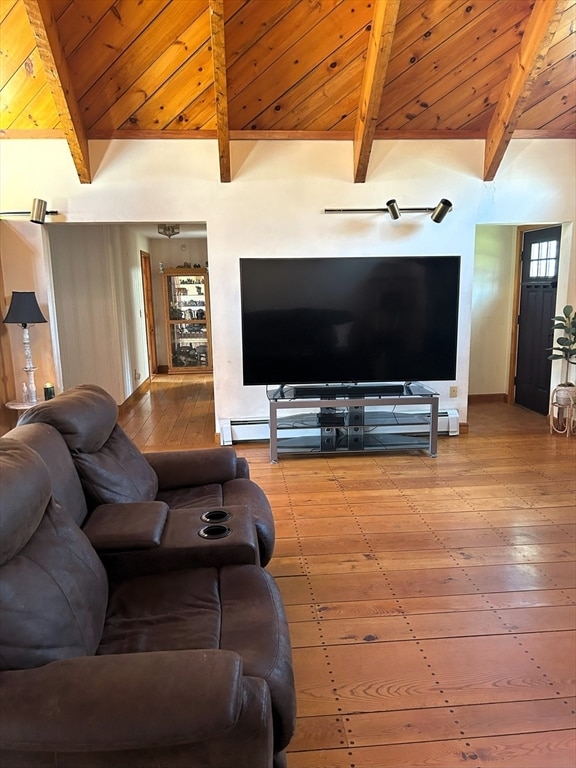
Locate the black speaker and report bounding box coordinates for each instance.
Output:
[320,426,337,451]
[347,406,364,425]
[347,425,364,450]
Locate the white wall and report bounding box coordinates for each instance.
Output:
[113,226,151,392]
[47,226,124,401]
[1,138,574,426]
[470,226,517,395]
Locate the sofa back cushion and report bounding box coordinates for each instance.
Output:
[0,439,108,671]
[5,422,90,526]
[73,423,159,507]
[0,440,48,565]
[18,383,119,452]
[18,384,158,508]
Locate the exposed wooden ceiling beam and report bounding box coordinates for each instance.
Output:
[483,0,564,181]
[209,0,231,183]
[353,0,401,183]
[22,0,91,184]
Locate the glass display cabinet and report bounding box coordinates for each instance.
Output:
[163,268,212,373]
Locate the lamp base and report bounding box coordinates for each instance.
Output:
[22,365,39,404]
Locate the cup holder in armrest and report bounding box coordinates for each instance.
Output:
[198,524,232,539]
[200,509,233,523]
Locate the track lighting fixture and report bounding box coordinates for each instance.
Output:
[430,198,452,223]
[0,198,58,224]
[324,198,453,223]
[386,199,401,220]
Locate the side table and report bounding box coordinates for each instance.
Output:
[549,386,576,437]
[5,401,37,412]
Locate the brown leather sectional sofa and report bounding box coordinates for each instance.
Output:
[0,385,296,767]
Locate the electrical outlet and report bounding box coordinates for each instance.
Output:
[449,385,458,398]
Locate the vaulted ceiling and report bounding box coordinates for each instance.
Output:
[1,0,574,184]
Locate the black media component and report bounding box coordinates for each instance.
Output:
[318,407,345,426]
[347,406,364,425]
[347,425,364,450]
[240,256,460,386]
[291,383,405,398]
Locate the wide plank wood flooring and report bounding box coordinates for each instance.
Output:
[120,375,576,768]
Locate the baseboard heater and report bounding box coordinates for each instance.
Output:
[220,409,460,445]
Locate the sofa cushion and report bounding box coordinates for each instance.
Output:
[99,568,222,654]
[0,502,109,671]
[16,386,159,506]
[73,424,159,507]
[156,483,223,509]
[0,437,108,669]
[0,440,49,565]
[96,563,296,753]
[0,439,108,671]
[18,384,118,453]
[5,422,89,527]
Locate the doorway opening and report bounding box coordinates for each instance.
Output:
[140,250,158,375]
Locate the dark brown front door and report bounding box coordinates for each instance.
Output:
[514,226,561,414]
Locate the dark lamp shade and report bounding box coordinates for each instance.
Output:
[3,292,47,326]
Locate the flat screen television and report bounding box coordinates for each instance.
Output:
[240,255,460,387]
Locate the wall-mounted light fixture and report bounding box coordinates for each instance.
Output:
[430,199,453,223]
[324,198,453,223]
[158,224,180,238]
[0,199,58,224]
[386,199,401,220]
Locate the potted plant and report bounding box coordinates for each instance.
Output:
[548,305,576,413]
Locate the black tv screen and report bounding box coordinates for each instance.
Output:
[240,256,460,386]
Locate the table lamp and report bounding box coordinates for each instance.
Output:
[3,291,47,403]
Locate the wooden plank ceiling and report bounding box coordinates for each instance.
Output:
[0,0,574,184]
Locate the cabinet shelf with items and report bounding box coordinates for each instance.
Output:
[163,268,212,373]
[267,384,439,461]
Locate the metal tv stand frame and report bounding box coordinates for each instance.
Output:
[267,383,439,462]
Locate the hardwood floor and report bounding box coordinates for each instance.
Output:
[120,375,576,768]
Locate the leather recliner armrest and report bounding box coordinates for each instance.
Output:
[82,501,169,551]
[0,650,263,751]
[144,447,241,489]
[236,456,251,478]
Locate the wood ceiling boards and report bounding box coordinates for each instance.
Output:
[0,0,574,183]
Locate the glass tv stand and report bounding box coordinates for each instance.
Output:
[267,383,439,462]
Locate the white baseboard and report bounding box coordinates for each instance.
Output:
[220,409,459,444]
